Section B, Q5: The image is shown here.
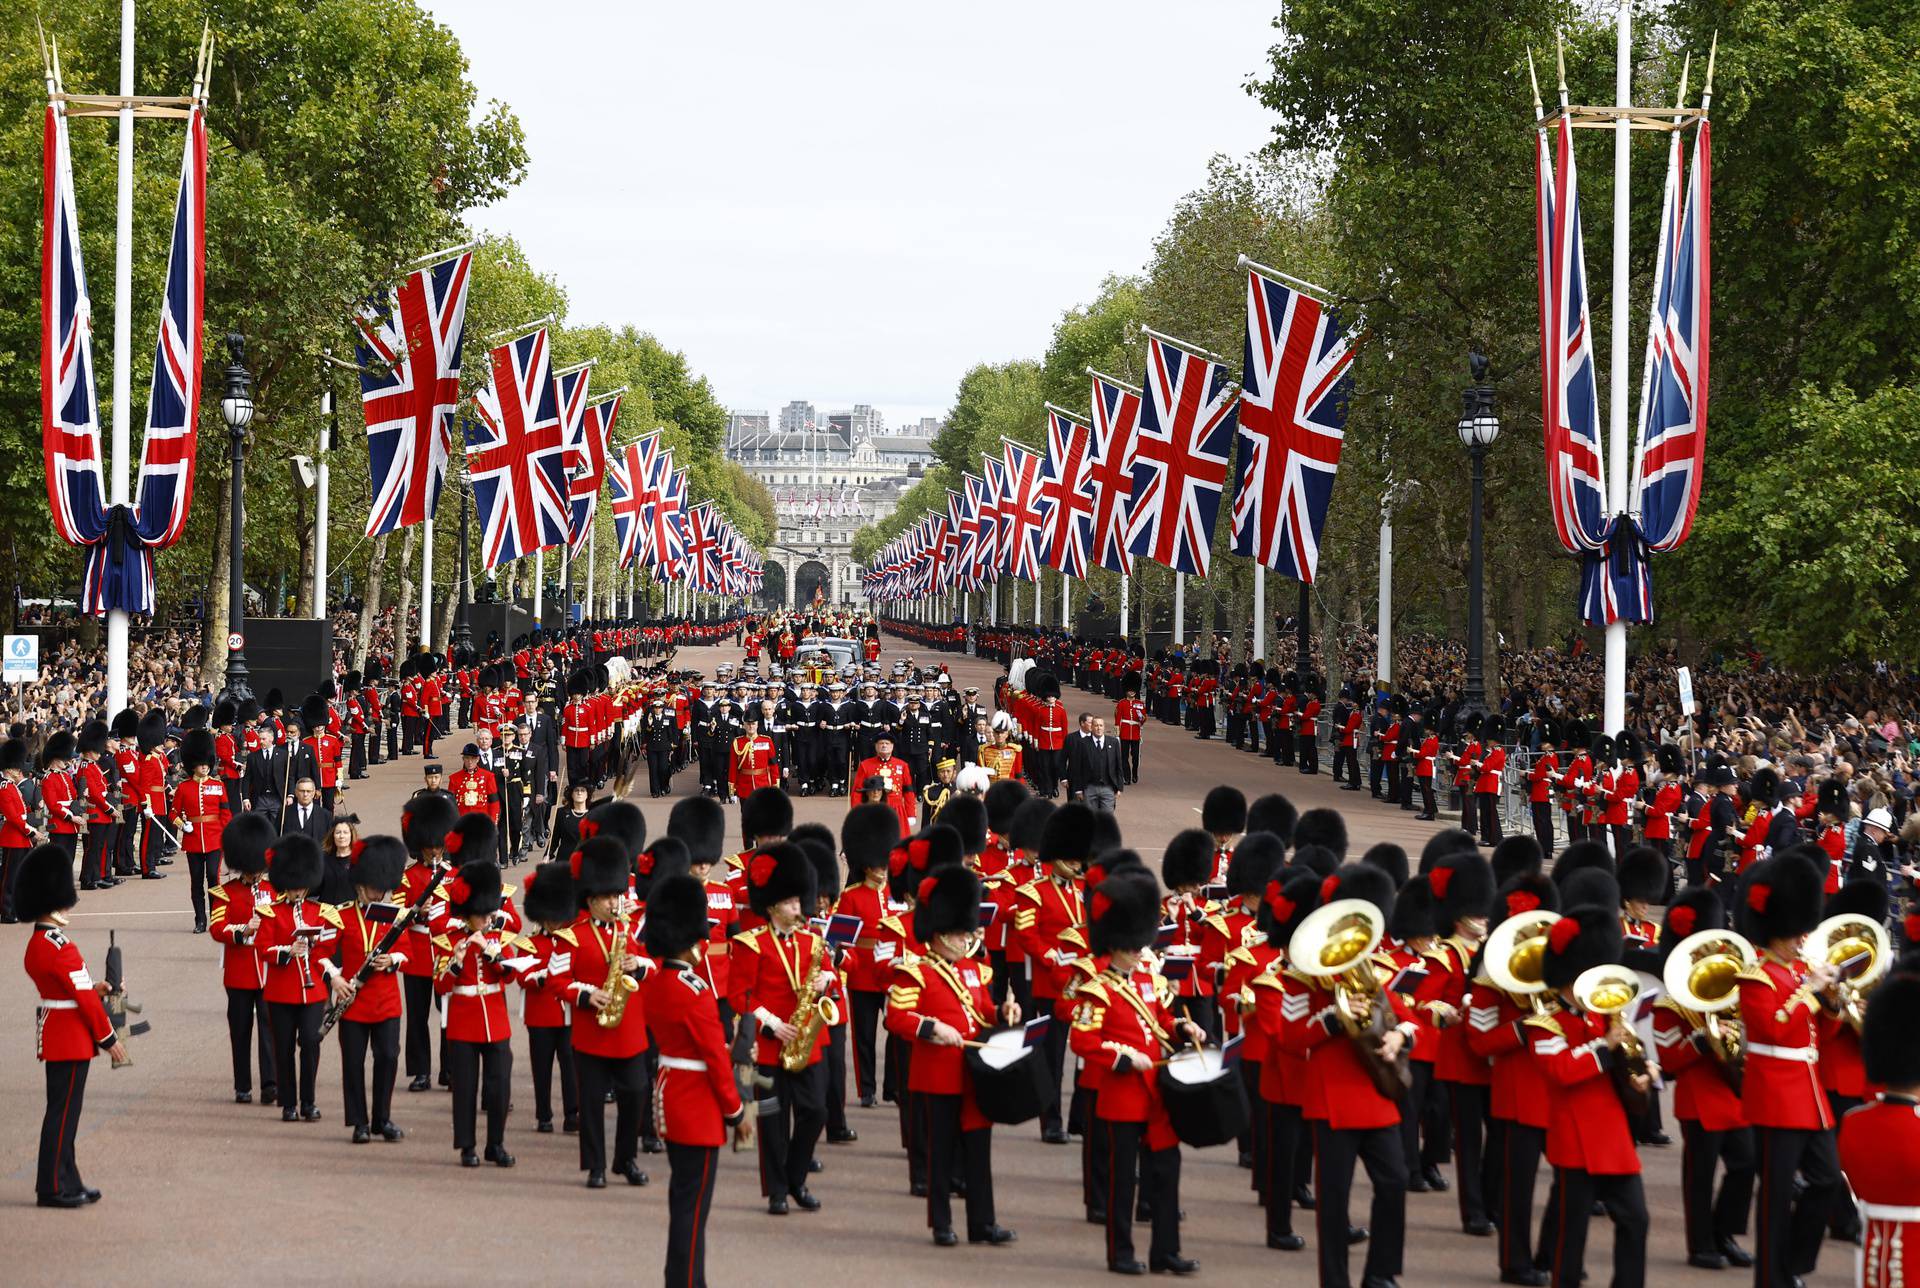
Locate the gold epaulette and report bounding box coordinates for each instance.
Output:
[1225,946,1257,969]
[1520,1010,1565,1038]
[554,927,578,946]
[1205,913,1230,938]
[732,929,763,953]
[977,961,993,986]
[879,915,905,937]
[317,904,344,929]
[1061,927,1088,951]
[207,883,230,904]
[1014,881,1042,905]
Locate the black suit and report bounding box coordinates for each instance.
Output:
[285,803,332,844]
[524,709,559,839]
[243,745,316,827]
[1068,735,1124,799]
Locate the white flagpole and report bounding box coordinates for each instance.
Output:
[1377,502,1394,687]
[1119,571,1129,636]
[421,517,434,654]
[586,527,596,610]
[533,547,544,622]
[1173,571,1186,644]
[1603,0,1631,737]
[104,0,136,716]
[1061,577,1070,629]
[1254,564,1266,661]
[314,371,331,617]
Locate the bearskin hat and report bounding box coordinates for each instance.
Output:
[842,803,902,876]
[76,720,109,757]
[1320,862,1397,919]
[136,708,168,753]
[1748,766,1781,808]
[572,836,631,903]
[445,859,503,917]
[1861,972,1920,1087]
[1089,867,1161,956]
[268,832,324,894]
[222,811,275,877]
[351,835,407,896]
[1589,732,1615,765]
[1260,868,1323,948]
[1431,849,1496,929]
[1361,841,1410,889]
[665,795,725,866]
[1202,785,1248,836]
[1420,827,1478,875]
[888,824,964,904]
[1618,846,1671,905]
[583,799,646,858]
[180,704,209,732]
[1086,847,1147,890]
[110,709,140,741]
[211,699,238,728]
[522,861,577,927]
[1488,872,1560,931]
[1005,796,1052,856]
[1492,835,1545,885]
[1292,807,1348,860]
[740,787,793,843]
[1656,743,1686,777]
[1657,885,1724,952]
[913,864,984,945]
[1027,670,1061,702]
[1561,867,1622,913]
[180,728,217,774]
[635,837,692,903]
[1737,851,1824,943]
[39,731,76,769]
[1245,792,1299,846]
[1227,832,1286,898]
[746,841,817,916]
[445,813,499,868]
[1388,874,1438,942]
[400,793,457,858]
[1552,839,1616,886]
[1826,877,1890,924]
[300,695,328,732]
[1162,828,1215,892]
[1815,779,1851,823]
[1089,808,1124,858]
[1614,730,1643,766]
[13,843,78,920]
[984,779,1031,837]
[938,794,988,856]
[1040,802,1096,868]
[1290,843,1339,878]
[1540,906,1625,990]
[643,873,711,962]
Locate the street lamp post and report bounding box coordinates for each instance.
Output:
[1457,352,1500,720]
[218,334,255,706]
[450,480,473,658]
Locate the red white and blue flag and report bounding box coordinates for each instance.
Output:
[683,502,721,593]
[653,462,689,580]
[610,429,660,569]
[1125,333,1237,577]
[41,97,106,559]
[1230,268,1352,583]
[940,490,968,590]
[1037,409,1095,578]
[358,252,472,538]
[569,390,619,558]
[466,329,568,570]
[975,459,1005,585]
[553,365,593,552]
[1087,372,1139,576]
[998,439,1046,582]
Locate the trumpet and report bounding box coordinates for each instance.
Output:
[1662,928,1754,1079]
[1793,912,1890,1031]
[1484,908,1562,1013]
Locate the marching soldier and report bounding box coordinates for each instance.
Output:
[1014,802,1087,1145]
[258,833,340,1124]
[399,792,458,1093]
[172,730,231,934]
[518,861,580,1135]
[836,803,903,1110]
[209,812,279,1106]
[76,722,117,890]
[301,696,344,813]
[562,834,655,1188]
[1114,679,1144,784]
[731,710,779,805]
[132,709,171,880]
[39,733,82,876]
[435,853,524,1168]
[1841,972,1920,1288]
[323,835,409,1144]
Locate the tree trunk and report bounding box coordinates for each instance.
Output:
[394,525,418,661]
[198,465,232,688]
[356,532,388,667]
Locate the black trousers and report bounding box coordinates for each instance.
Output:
[1448,1080,1492,1225]
[37,1059,90,1199]
[225,987,275,1097]
[1754,1125,1843,1287]
[113,815,135,873]
[1298,734,1319,773]
[137,814,164,875]
[1825,1092,1864,1237]
[402,974,436,1079]
[1479,794,1504,845]
[825,1020,849,1135]
[349,733,367,778]
[1401,1061,1437,1182]
[339,1014,400,1130]
[187,851,219,924]
[575,1049,644,1172]
[1418,776,1438,817]
[1461,787,1478,838]
[4,844,33,915]
[1533,801,1557,845]
[1103,1120,1180,1267]
[1037,995,1069,1134]
[1083,1087,1108,1217]
[1549,1167,1648,1288]
[1121,739,1139,782]
[528,1025,578,1126]
[1273,726,1294,765]
[82,824,113,886]
[1679,1120,1755,1255]
[849,989,883,1102]
[755,1059,827,1202]
[666,1142,721,1288]
[1333,743,1359,784]
[1495,1119,1546,1277]
[1265,1098,1304,1239]
[269,998,323,1113]
[447,1037,511,1152]
[922,1092,995,1237]
[1315,1120,1407,1288]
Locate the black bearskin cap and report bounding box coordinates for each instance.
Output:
[1618,846,1671,904]
[937,795,987,855]
[445,813,499,868]
[643,874,710,961]
[223,811,277,876]
[745,841,816,916]
[1541,905,1625,990]
[13,843,77,920]
[522,861,576,927]
[401,793,458,858]
[1736,851,1824,943]
[1202,785,1247,835]
[913,865,984,944]
[842,803,902,876]
[572,836,631,903]
[1861,973,1920,1086]
[1089,867,1161,955]
[1388,874,1438,942]
[1492,835,1545,885]
[740,787,793,843]
[1227,833,1286,898]
[1245,792,1298,846]
[268,833,324,894]
[445,860,503,917]
[351,835,406,895]
[1431,849,1496,928]
[1162,828,1215,891]
[984,779,1031,836]
[1361,842,1410,889]
[666,795,726,866]
[1292,807,1348,860]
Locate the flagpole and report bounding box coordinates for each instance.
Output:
[421,517,434,655]
[533,547,544,624]
[1253,564,1266,660]
[315,355,333,617]
[1236,255,1336,304]
[1119,571,1129,636]
[1173,571,1186,644]
[1603,0,1631,737]
[104,0,137,716]
[586,526,596,610]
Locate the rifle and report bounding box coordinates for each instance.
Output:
[103,930,146,1067]
[318,865,448,1041]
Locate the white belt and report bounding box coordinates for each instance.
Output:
[658,1055,708,1072]
[37,998,77,1010]
[1747,1042,1817,1063]
[451,984,502,997]
[1861,1202,1920,1222]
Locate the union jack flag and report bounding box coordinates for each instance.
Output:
[940,490,968,590]
[683,502,721,592]
[358,253,472,538]
[999,440,1046,581]
[607,441,640,569]
[1537,113,1608,560]
[975,459,1005,585]
[466,329,568,570]
[1125,333,1238,576]
[1087,372,1139,575]
[569,390,619,558]
[1037,410,1095,578]
[41,97,106,554]
[1230,269,1353,583]
[652,463,689,580]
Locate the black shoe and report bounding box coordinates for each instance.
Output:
[80,882,97,892]
[1716,1238,1751,1267]
[234,1092,252,1104]
[1360,1278,1401,1288]
[260,1088,276,1106]
[1108,1261,1146,1277]
[1687,1253,1728,1270]
[537,1119,554,1134]
[587,1170,607,1189]
[562,1114,579,1133]
[768,1197,789,1215]
[282,1108,298,1123]
[1638,1131,1672,1147]
[1422,1166,1449,1190]
[484,1145,515,1168]
[826,1127,858,1144]
[792,1189,821,1211]
[970,1225,1017,1245]
[1041,1128,1071,1145]
[911,1182,929,1197]
[352,1126,371,1144]
[1149,1255,1198,1275]
[807,1157,823,1174]
[641,1136,664,1154]
[82,1187,100,1203]
[1268,1233,1305,1251]
[1088,1210,1108,1225]
[1407,1176,1431,1193]
[1293,1186,1316,1210]
[1464,1218,1496,1237]
[460,1149,481,1168]
[1347,1225,1369,1245]
[380,1122,405,1142]
[1238,1150,1253,1168]
[37,1192,87,1209]
[193,919,208,934]
[301,1106,322,1122]
[409,1075,431,1093]
[440,1072,451,1088]
[616,1163,649,1186]
[858,1094,877,1109]
[141,870,167,879]
[933,1228,959,1247]
[1499,1271,1548,1287]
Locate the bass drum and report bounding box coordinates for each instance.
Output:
[964,1028,1051,1125]
[1156,1046,1249,1148]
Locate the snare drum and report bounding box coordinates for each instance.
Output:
[965,1028,1051,1125]
[1156,1045,1248,1147]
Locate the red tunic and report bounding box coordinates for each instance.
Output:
[257,899,341,1005]
[697,877,736,998]
[1071,966,1178,1149]
[1013,874,1086,1002]
[1839,1094,1920,1288]
[1652,1001,1746,1131]
[208,877,275,990]
[398,863,447,981]
[518,927,575,1029]
[435,925,519,1044]
[885,954,995,1129]
[330,903,404,1023]
[834,878,892,994]
[170,778,229,854]
[1528,1006,1640,1175]
[1277,965,1406,1130]
[41,769,79,836]
[1736,951,1833,1130]
[24,924,116,1061]
[1424,938,1490,1085]
[645,961,744,1147]
[727,925,840,1069]
[563,913,653,1059]
[1466,984,1552,1129]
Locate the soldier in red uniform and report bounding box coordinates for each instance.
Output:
[730,841,840,1214]
[258,834,340,1123]
[36,734,79,882]
[1843,971,1920,1288]
[209,813,278,1106]
[398,792,457,1093]
[1735,851,1845,1287]
[1015,802,1089,1145]
[851,733,917,836]
[1158,830,1223,1036]
[517,861,580,1135]
[730,710,779,802]
[323,835,408,1144]
[75,721,117,890]
[436,855,524,1167]
[1529,726,1563,844]
[562,835,655,1188]
[644,872,752,1288]
[133,709,171,880]
[837,802,903,1109]
[886,863,1019,1247]
[1424,850,1497,1233]
[171,730,230,934]
[1643,744,1687,862]
[109,710,142,878]
[1114,678,1145,784]
[1413,715,1442,821]
[449,744,500,821]
[1475,715,1508,846]
[17,845,125,1207]
[1029,673,1069,799]
[1246,865,1322,1252]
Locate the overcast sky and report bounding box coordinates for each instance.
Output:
[438,1,1281,427]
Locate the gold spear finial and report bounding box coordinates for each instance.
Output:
[1527,48,1544,115]
[1702,31,1718,112]
[1675,52,1692,110]
[1555,30,1568,97]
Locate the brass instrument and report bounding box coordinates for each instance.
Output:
[1572,963,1652,1112]
[1663,928,1755,1084]
[1795,913,1890,1031]
[596,902,640,1029]
[780,931,840,1073]
[1288,897,1409,1097]
[1485,908,1563,1014]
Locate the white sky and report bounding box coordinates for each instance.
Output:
[437,0,1281,427]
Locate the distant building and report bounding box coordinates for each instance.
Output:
[778,400,816,435]
[726,410,769,448]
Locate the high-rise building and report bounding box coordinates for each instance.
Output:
[778,400,816,434]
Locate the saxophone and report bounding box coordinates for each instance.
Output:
[779,932,840,1073]
[596,903,640,1029]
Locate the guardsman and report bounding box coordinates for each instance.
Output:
[1413,713,1441,820]
[1474,715,1507,845]
[1422,851,1497,1235]
[1030,674,1069,800]
[1601,731,1641,859]
[323,835,409,1145]
[838,803,904,1111]
[172,730,231,934]
[1841,972,1920,1288]
[519,861,580,1135]
[210,813,278,1106]
[1014,802,1089,1145]
[563,834,655,1188]
[39,733,82,874]
[214,699,245,811]
[1334,687,1364,788]
[851,733,917,836]
[979,715,1024,784]
[76,722,116,891]
[133,710,171,880]
[1644,745,1686,863]
[730,710,779,804]
[1158,830,1223,1037]
[1529,725,1562,844]
[301,696,344,813]
[1296,681,1322,773]
[18,844,126,1207]
[1114,679,1145,784]
[109,710,142,877]
[450,744,500,821]
[644,872,752,1288]
[435,853,526,1168]
[562,667,596,787]
[258,833,340,1124]
[342,672,369,780]
[399,793,458,1093]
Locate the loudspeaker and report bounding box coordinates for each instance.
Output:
[240,618,332,705]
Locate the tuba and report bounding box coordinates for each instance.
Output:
[1572,963,1652,1114]
[1485,908,1562,1013]
[1663,928,1754,1088]
[1801,913,1890,1032]
[780,933,841,1073]
[1289,898,1409,1098]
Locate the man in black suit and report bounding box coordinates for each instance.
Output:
[284,778,333,843]
[1068,715,1125,813]
[243,727,315,830]
[520,694,558,844]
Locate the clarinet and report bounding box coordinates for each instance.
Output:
[318,866,449,1041]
